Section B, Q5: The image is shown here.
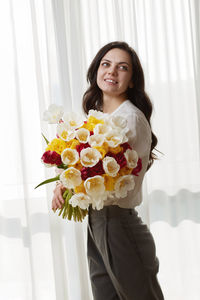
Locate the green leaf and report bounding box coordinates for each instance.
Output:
[34,175,60,189]
[57,163,68,169]
[41,133,49,145]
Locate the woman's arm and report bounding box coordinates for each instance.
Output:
[125,112,152,200]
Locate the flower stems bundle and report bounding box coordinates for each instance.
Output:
[55,189,88,222]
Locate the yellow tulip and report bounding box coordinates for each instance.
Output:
[45,138,67,155]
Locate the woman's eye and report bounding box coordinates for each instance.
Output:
[119,65,128,71]
[101,62,128,70]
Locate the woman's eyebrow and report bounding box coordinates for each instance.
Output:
[101,59,130,66]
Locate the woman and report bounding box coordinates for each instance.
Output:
[52,41,164,300]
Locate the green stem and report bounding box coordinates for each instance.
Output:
[55,188,88,222]
[63,189,69,198]
[76,207,81,222]
[68,204,73,220]
[62,200,68,218]
[58,203,65,216]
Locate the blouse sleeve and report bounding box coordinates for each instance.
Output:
[126,112,152,159]
[123,112,152,200]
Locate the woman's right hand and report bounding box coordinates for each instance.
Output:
[52,183,66,211]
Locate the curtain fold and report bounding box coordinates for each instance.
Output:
[189,0,200,141]
[1,0,200,299]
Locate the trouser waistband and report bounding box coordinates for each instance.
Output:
[88,204,138,219]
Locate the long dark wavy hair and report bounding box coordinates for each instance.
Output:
[82,41,162,171]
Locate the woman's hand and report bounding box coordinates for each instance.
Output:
[52,183,66,211]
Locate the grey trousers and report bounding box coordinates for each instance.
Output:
[87,205,164,300]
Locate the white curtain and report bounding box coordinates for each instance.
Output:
[1,0,200,299]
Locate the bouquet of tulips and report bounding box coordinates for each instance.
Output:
[35,104,142,222]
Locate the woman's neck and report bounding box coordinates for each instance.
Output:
[102,95,127,114]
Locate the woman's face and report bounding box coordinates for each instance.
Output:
[96,48,133,99]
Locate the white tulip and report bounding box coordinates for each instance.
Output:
[75,128,90,143]
[88,109,108,120]
[105,115,129,136]
[88,134,105,147]
[92,191,111,209]
[61,148,79,165]
[109,115,127,130]
[57,122,76,141]
[91,198,105,210]
[84,175,105,197]
[60,167,82,189]
[105,130,124,148]
[63,111,85,129]
[124,149,138,169]
[80,148,102,167]
[43,104,64,124]
[93,123,112,135]
[114,175,135,198]
[102,156,120,177]
[69,193,91,210]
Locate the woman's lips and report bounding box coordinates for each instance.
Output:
[104,79,118,85]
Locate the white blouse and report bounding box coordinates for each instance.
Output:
[104,99,152,208]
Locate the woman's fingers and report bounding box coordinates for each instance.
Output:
[57,189,64,203]
[52,197,58,209]
[52,200,57,211]
[52,184,66,210]
[54,199,60,209]
[56,195,63,208]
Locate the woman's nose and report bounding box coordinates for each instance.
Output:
[108,66,117,75]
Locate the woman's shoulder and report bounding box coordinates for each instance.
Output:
[119,100,150,130]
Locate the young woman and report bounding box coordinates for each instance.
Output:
[52,41,164,300]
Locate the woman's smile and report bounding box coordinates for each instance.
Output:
[104,78,118,85]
